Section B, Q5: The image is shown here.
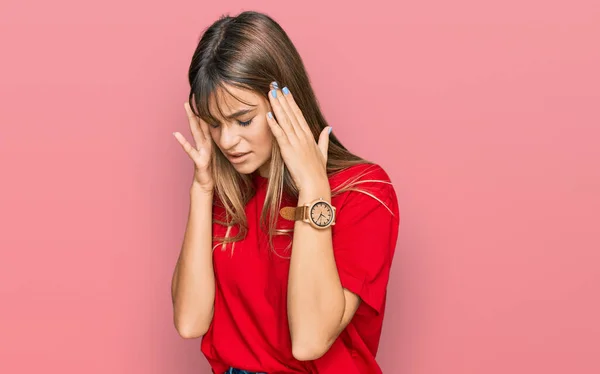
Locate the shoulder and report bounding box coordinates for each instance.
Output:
[328,162,398,217]
[328,162,391,185]
[329,162,395,197]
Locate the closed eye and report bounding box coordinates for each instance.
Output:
[238,118,253,127]
[210,118,253,129]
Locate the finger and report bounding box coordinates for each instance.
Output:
[273,83,302,138]
[268,83,298,140]
[265,111,289,148]
[317,126,332,164]
[188,97,212,140]
[184,101,206,146]
[280,86,312,139]
[197,116,212,141]
[173,131,204,164]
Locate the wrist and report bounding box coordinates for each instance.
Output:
[298,181,331,205]
[190,182,214,197]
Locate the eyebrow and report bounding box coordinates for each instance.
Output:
[223,108,255,120]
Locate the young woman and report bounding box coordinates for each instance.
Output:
[171,10,400,374]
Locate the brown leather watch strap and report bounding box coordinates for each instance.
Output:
[280,206,306,221]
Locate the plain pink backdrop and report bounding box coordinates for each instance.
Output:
[1,1,599,373]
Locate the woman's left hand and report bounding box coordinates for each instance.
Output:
[266,81,332,192]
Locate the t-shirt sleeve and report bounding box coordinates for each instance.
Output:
[331,166,400,315]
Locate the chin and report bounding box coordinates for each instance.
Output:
[231,162,257,175]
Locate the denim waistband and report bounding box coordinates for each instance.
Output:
[225,367,267,374]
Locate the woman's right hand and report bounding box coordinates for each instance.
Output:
[173,101,214,193]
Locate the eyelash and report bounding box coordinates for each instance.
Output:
[210,118,253,129]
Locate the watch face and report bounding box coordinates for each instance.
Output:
[310,201,334,227]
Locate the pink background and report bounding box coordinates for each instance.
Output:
[1,1,599,373]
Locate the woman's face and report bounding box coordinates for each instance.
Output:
[207,83,273,177]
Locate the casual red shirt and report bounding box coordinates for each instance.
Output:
[201,163,400,373]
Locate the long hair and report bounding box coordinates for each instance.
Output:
[186,10,393,255]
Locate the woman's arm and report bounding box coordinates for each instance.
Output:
[287,180,362,361]
[171,183,216,339]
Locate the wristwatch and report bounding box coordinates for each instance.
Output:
[280,197,336,229]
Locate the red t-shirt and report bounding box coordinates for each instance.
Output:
[201,163,400,373]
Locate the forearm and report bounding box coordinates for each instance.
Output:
[171,183,215,338]
[287,182,345,358]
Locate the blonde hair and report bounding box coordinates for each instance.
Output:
[187,11,395,255]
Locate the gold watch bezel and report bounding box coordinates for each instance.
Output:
[297,197,336,229]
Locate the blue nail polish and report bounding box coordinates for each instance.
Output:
[328,127,332,134]
[282,87,290,95]
[271,81,279,89]
[271,89,277,98]
[268,111,273,119]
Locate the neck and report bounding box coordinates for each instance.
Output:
[258,163,270,178]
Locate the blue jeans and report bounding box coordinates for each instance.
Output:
[225,368,267,374]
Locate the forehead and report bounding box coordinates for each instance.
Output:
[208,83,261,118]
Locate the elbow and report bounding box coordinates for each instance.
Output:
[173,305,214,339]
[289,319,338,361]
[175,322,209,339]
[291,338,330,361]
[173,313,211,339]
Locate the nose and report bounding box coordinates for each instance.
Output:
[218,124,241,151]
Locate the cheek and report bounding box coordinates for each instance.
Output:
[208,130,220,144]
[259,127,274,150]
[253,119,273,149]
[208,132,224,152]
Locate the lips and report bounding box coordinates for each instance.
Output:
[226,151,251,164]
[227,151,250,157]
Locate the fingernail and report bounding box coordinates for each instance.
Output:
[271,89,277,98]
[328,127,332,134]
[268,112,273,119]
[282,87,290,95]
[271,81,279,89]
